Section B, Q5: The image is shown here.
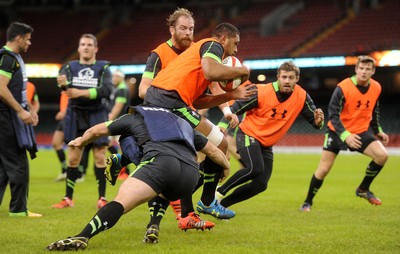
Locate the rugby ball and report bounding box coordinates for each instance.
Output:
[218,56,242,91]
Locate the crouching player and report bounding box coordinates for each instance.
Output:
[46,106,229,251]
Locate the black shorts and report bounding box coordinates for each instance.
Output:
[235,127,272,151]
[323,130,377,154]
[132,154,200,201]
[144,86,202,128]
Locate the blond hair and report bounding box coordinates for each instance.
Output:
[167,8,194,27]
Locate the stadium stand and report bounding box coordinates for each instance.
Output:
[97,7,209,63]
[302,0,400,56]
[4,0,398,63]
[237,0,345,59]
[0,0,399,148]
[18,10,106,63]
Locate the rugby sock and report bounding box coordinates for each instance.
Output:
[77,201,124,239]
[305,174,324,204]
[180,194,194,218]
[146,197,169,228]
[358,161,383,190]
[56,149,67,173]
[200,156,222,206]
[66,167,79,199]
[94,166,107,198]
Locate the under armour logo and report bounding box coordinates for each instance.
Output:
[356,100,370,109]
[271,108,287,119]
[191,111,199,117]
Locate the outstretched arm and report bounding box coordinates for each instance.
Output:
[68,123,110,147]
[200,141,230,182]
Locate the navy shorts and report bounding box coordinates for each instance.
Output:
[132,154,200,201]
[323,130,377,154]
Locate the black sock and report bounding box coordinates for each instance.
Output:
[76,201,124,239]
[180,193,194,218]
[358,161,383,190]
[56,149,67,173]
[146,197,169,228]
[304,174,324,205]
[94,166,106,198]
[66,167,79,199]
[200,156,222,206]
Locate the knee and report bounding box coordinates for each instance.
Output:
[252,180,268,194]
[68,155,80,167]
[375,150,389,165]
[51,139,61,149]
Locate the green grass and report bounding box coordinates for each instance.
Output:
[1,150,399,254]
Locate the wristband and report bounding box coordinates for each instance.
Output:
[222,107,232,116]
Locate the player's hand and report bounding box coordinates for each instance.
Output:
[68,137,84,147]
[225,113,239,128]
[220,167,230,182]
[314,108,324,127]
[376,132,389,146]
[239,65,250,83]
[18,109,34,125]
[66,88,85,98]
[57,74,68,89]
[345,134,362,149]
[30,111,39,126]
[229,83,256,100]
[55,110,66,121]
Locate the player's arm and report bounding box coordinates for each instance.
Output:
[0,54,34,125]
[139,52,161,99]
[200,42,249,83]
[56,64,71,90]
[27,99,39,126]
[55,92,68,120]
[329,87,361,148]
[301,93,324,129]
[69,113,138,148]
[195,131,230,181]
[68,122,110,147]
[193,81,256,109]
[30,92,40,113]
[217,93,258,131]
[328,86,348,139]
[370,100,389,145]
[108,89,128,120]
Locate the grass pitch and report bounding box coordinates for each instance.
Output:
[0,150,399,254]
